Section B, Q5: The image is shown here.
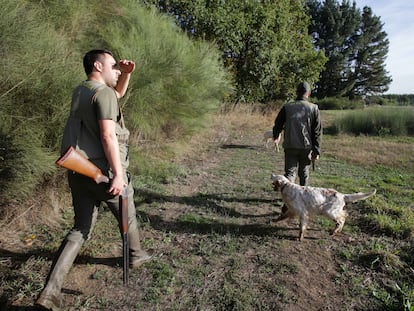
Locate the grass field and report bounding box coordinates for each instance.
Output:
[1,108,413,310]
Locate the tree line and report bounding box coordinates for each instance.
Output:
[140,0,392,102]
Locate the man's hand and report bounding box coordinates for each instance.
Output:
[311,151,319,161]
[108,174,126,196]
[274,133,281,145]
[310,151,319,171]
[118,60,135,74]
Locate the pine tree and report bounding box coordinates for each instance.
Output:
[350,6,392,97]
[307,0,391,99]
[307,0,360,98]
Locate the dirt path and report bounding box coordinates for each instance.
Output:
[3,118,360,310]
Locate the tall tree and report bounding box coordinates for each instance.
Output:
[350,6,392,97]
[307,0,360,98]
[307,0,391,98]
[142,0,327,103]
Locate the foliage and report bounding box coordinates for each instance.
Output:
[307,0,392,98]
[141,0,327,103]
[97,2,232,139]
[381,94,414,106]
[365,95,396,106]
[316,97,364,110]
[0,0,231,205]
[351,6,392,97]
[0,0,75,204]
[332,107,414,136]
[0,124,56,204]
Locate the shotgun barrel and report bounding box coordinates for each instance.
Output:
[120,186,129,286]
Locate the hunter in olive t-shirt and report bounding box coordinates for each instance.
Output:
[61,80,130,170]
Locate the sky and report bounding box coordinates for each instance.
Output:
[355,0,414,94]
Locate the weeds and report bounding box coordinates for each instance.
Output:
[1,109,413,310]
[333,106,414,136]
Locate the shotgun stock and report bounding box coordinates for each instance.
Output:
[56,146,109,184]
[120,186,129,286]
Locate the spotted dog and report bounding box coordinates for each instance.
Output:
[271,174,376,241]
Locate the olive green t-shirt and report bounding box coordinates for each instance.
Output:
[61,80,121,162]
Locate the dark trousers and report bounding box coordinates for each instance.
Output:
[284,148,312,186]
[67,171,142,253]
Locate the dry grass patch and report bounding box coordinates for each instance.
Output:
[323,135,414,170]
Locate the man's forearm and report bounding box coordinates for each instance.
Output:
[99,119,124,185]
[115,72,131,98]
[102,134,123,176]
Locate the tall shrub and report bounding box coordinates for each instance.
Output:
[0,0,79,203]
[94,2,232,139]
[0,0,231,205]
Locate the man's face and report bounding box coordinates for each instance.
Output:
[97,53,121,87]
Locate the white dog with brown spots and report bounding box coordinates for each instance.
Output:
[271,174,376,241]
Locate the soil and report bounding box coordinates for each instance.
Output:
[1,115,383,311]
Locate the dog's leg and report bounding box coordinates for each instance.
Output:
[299,216,308,241]
[331,212,347,235]
[326,205,347,236]
[274,205,293,222]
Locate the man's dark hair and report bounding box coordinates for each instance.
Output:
[296,81,311,97]
[83,49,114,75]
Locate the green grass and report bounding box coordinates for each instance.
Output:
[333,106,414,136]
[1,109,413,310]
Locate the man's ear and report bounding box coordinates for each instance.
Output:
[94,60,103,72]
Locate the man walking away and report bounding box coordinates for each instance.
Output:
[272,81,322,186]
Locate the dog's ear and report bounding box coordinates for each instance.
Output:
[271,175,281,191]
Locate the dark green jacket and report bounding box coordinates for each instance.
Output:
[273,97,322,155]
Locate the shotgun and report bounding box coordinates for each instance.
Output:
[56,146,129,285]
[120,185,129,286]
[56,146,109,184]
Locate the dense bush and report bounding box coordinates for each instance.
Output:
[0,0,77,202]
[316,97,364,110]
[333,107,414,136]
[381,94,414,106]
[364,95,395,106]
[0,0,231,205]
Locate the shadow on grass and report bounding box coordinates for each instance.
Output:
[0,248,121,268]
[136,189,279,218]
[220,144,259,150]
[0,303,39,311]
[138,211,297,239]
[134,188,301,240]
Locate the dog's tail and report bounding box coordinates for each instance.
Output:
[344,189,376,203]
